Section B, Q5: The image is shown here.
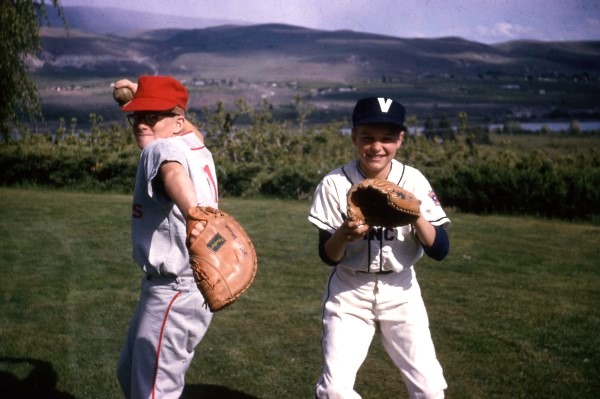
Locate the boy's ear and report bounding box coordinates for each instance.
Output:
[396,131,404,149]
[174,115,185,133]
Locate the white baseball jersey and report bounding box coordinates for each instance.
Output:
[308,158,450,273]
[309,158,450,398]
[131,131,218,278]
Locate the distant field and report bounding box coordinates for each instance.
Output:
[30,70,600,129]
[29,21,600,130]
[482,133,600,156]
[0,188,598,398]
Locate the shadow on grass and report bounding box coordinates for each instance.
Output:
[182,383,261,399]
[0,357,77,399]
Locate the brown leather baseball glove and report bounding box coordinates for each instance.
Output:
[186,206,257,312]
[347,179,421,228]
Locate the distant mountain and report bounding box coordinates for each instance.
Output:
[494,40,600,70]
[44,6,247,35]
[32,6,599,125]
[34,21,600,83]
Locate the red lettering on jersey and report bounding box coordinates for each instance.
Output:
[132,203,143,218]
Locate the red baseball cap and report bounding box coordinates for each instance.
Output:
[121,75,188,112]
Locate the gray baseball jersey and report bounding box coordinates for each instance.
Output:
[131,131,218,277]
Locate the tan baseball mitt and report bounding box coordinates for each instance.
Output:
[186,206,257,312]
[347,179,421,228]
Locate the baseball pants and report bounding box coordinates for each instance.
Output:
[315,267,447,399]
[117,275,212,399]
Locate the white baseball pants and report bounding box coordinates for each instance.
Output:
[315,267,446,399]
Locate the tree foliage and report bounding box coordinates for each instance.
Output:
[0,0,63,140]
[1,102,599,222]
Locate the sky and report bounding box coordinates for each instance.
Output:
[59,0,600,43]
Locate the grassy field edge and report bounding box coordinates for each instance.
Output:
[0,188,598,398]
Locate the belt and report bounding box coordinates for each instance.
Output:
[357,270,393,275]
[146,274,177,281]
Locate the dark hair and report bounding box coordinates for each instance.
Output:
[353,123,402,135]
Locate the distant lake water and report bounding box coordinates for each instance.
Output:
[341,120,600,136]
[489,121,600,132]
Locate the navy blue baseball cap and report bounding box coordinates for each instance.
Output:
[352,96,406,129]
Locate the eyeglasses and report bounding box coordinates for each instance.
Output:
[127,112,178,127]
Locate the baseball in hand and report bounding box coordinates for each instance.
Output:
[113,87,134,106]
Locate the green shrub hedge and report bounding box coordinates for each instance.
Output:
[1,107,598,222]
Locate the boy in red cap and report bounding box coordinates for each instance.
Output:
[115,75,219,398]
[113,77,204,149]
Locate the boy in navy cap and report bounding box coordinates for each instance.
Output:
[308,96,450,399]
[115,75,218,399]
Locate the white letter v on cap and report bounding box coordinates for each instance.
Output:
[377,98,393,113]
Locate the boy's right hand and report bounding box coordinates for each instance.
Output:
[114,79,138,93]
[341,219,369,242]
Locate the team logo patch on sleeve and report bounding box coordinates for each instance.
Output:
[429,190,441,206]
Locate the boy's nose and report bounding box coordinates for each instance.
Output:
[370,141,383,151]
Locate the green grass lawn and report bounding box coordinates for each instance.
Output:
[0,188,598,398]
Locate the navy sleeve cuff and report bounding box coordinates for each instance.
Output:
[318,229,340,266]
[423,225,450,261]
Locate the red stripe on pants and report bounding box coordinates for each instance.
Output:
[151,291,182,399]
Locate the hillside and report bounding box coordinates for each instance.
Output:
[30,6,600,127]
[34,23,600,81]
[43,5,246,34]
